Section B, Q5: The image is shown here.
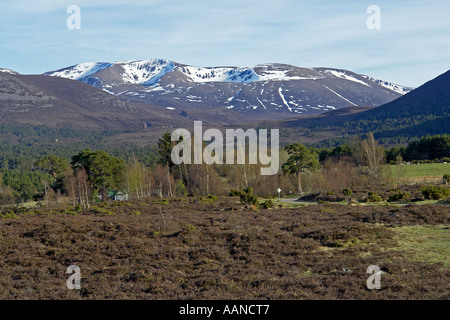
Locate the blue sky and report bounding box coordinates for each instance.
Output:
[0,0,449,87]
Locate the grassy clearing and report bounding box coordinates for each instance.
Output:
[412,200,448,205]
[282,194,303,199]
[388,162,450,180]
[278,201,307,208]
[393,225,450,268]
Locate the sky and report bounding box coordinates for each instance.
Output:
[0,0,449,87]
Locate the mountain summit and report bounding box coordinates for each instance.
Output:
[45,59,412,119]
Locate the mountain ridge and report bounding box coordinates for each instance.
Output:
[0,65,448,146]
[44,59,412,93]
[42,59,413,118]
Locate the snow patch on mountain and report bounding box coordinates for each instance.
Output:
[46,59,175,85]
[278,87,292,112]
[180,66,233,82]
[102,88,115,95]
[48,62,112,80]
[361,75,413,95]
[324,69,371,87]
[179,66,258,83]
[0,68,19,75]
[178,63,320,83]
[227,88,243,102]
[257,65,321,81]
[226,68,259,83]
[117,59,175,85]
[256,97,266,109]
[322,84,358,106]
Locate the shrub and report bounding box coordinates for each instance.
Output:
[0,210,18,219]
[443,174,450,184]
[420,185,450,200]
[260,199,275,209]
[327,191,335,195]
[367,192,383,203]
[343,188,353,196]
[229,187,260,207]
[239,187,258,207]
[153,199,169,205]
[90,206,115,215]
[229,187,259,207]
[128,210,142,216]
[198,195,218,203]
[229,189,241,197]
[388,191,411,202]
[240,193,258,207]
[11,206,29,215]
[175,179,188,197]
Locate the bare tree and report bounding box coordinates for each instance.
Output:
[65,173,76,208]
[72,169,90,209]
[362,132,386,185]
[351,135,365,174]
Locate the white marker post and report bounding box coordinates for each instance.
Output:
[277,188,281,201]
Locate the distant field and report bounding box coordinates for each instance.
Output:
[387,163,450,183]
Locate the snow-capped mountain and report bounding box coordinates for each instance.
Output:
[45,59,413,117]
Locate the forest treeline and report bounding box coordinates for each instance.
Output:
[0,133,449,206]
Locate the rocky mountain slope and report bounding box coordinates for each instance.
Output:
[0,71,190,130]
[256,69,449,144]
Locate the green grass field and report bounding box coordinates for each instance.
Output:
[387,163,450,181]
[394,225,450,267]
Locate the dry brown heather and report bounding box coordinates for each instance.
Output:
[0,197,448,300]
